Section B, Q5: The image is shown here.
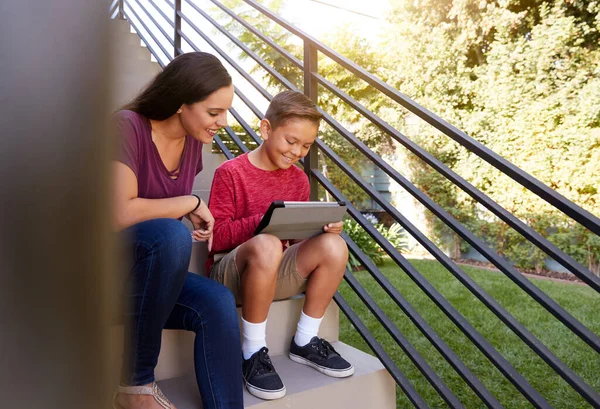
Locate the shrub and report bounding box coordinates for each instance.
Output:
[344,215,408,270]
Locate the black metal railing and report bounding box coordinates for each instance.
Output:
[111,1,600,408]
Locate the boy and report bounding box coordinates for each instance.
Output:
[207,91,353,400]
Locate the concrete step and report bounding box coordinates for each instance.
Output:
[109,296,340,385]
[109,19,162,111]
[152,295,339,381]
[112,18,131,33]
[157,342,396,409]
[110,20,156,59]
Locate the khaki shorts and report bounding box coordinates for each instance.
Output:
[210,242,307,305]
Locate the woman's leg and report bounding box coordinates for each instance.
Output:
[165,273,243,409]
[121,218,192,386]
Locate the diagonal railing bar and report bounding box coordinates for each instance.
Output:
[110,0,119,16]
[340,229,504,408]
[124,1,171,64]
[148,0,174,27]
[314,72,600,289]
[313,171,553,409]
[233,86,265,120]
[213,134,234,159]
[130,0,175,47]
[122,8,167,67]
[184,0,298,91]
[241,0,600,236]
[229,107,262,146]
[315,114,600,356]
[342,262,467,408]
[208,0,303,69]
[163,0,175,8]
[177,26,199,55]
[222,125,250,153]
[334,292,431,409]
[133,0,175,45]
[176,12,273,101]
[314,142,600,406]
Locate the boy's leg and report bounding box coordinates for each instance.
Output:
[288,232,354,377]
[295,232,348,318]
[235,234,283,323]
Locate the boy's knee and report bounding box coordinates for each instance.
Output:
[246,234,283,260]
[320,233,348,262]
[251,233,282,250]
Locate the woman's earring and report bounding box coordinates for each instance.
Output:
[177,109,182,114]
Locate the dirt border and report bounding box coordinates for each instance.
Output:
[453,258,587,286]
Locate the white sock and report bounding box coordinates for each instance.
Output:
[242,317,267,360]
[294,310,324,347]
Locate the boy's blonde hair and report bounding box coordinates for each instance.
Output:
[265,91,323,130]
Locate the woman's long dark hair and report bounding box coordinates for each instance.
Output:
[122,52,232,120]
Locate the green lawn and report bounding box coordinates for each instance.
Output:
[338,258,600,409]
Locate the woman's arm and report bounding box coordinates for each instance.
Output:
[112,161,198,230]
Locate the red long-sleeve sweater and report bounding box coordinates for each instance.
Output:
[206,152,310,272]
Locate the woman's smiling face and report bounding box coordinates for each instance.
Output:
[179,83,234,143]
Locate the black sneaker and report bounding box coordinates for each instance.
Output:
[242,347,286,400]
[289,337,355,377]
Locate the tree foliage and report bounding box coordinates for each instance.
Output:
[382,0,600,273]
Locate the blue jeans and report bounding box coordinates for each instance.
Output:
[121,218,243,409]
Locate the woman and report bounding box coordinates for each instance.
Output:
[112,52,243,409]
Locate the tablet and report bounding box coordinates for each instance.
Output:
[254,201,347,240]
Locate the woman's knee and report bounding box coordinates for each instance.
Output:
[135,219,191,263]
[195,281,238,328]
[210,281,237,310]
[158,218,192,257]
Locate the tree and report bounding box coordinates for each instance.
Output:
[381,0,600,271]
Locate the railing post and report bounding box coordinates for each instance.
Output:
[174,0,182,57]
[303,39,318,200]
[118,0,124,19]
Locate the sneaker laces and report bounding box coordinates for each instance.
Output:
[313,338,338,358]
[254,347,276,376]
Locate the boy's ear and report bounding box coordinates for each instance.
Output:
[259,119,272,140]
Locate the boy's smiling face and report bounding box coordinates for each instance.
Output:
[259,117,318,170]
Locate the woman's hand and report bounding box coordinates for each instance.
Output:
[189,199,215,251]
[323,220,344,235]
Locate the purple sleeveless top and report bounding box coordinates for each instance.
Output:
[113,110,203,199]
